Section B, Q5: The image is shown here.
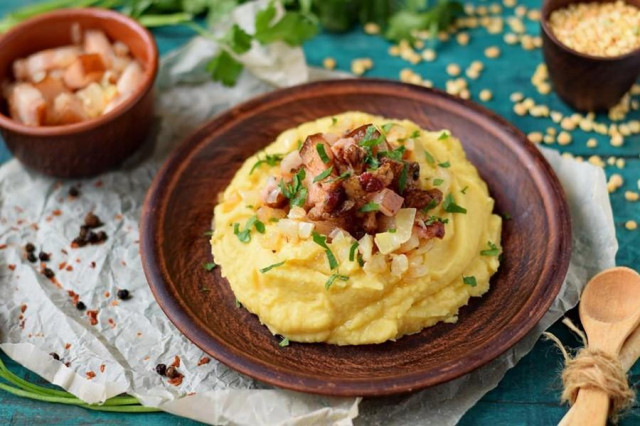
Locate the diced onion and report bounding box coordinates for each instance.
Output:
[374,208,416,254]
[277,219,299,240]
[363,253,388,274]
[298,222,315,239]
[358,234,374,261]
[288,206,306,220]
[391,254,409,276]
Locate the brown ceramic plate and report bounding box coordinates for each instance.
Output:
[140,79,571,397]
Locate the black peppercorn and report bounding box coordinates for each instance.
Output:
[25,243,35,253]
[38,252,50,262]
[43,268,55,279]
[117,289,130,300]
[155,363,167,376]
[27,252,37,263]
[50,352,60,361]
[76,301,86,311]
[165,366,179,379]
[68,187,80,197]
[84,212,103,229]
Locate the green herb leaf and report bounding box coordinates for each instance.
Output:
[326,171,352,183]
[409,130,420,139]
[423,198,438,211]
[398,163,409,194]
[325,273,349,290]
[388,228,397,233]
[203,230,214,237]
[206,50,243,87]
[203,262,217,271]
[349,242,359,262]
[279,336,290,347]
[313,166,334,183]
[255,2,318,46]
[461,186,468,194]
[312,232,339,269]
[480,241,500,256]
[233,223,251,243]
[357,254,365,267]
[290,187,308,207]
[379,145,406,161]
[225,24,252,54]
[385,1,464,42]
[316,143,330,163]
[359,202,380,213]
[463,275,477,287]
[443,193,467,214]
[331,117,338,125]
[433,178,444,186]
[381,123,395,134]
[260,260,286,273]
[438,161,450,168]
[254,219,266,233]
[425,216,449,226]
[235,298,242,308]
[438,130,450,140]
[250,152,283,174]
[424,150,436,165]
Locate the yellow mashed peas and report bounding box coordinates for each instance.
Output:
[211,112,502,345]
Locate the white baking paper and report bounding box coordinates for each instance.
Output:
[0,1,617,425]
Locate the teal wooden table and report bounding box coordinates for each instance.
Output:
[0,1,638,424]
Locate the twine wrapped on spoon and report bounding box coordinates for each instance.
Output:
[544,318,636,422]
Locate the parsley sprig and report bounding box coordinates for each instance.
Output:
[250,152,284,174]
[279,169,308,207]
[312,232,338,270]
[233,215,266,243]
[480,241,500,256]
[442,193,467,214]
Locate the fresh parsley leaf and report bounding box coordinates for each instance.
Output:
[312,232,338,270]
[235,298,242,308]
[433,178,444,186]
[480,241,500,256]
[349,242,359,262]
[279,336,290,347]
[203,230,214,237]
[409,130,420,139]
[388,228,397,233]
[313,166,334,183]
[260,260,286,273]
[357,254,365,267]
[254,219,266,233]
[461,186,468,194]
[424,150,435,165]
[463,276,477,287]
[398,163,409,194]
[438,130,450,140]
[331,117,338,125]
[225,24,252,54]
[438,161,450,168]
[325,273,349,290]
[443,193,467,214]
[290,186,308,207]
[280,169,308,207]
[254,2,318,46]
[316,144,330,163]
[386,1,464,42]
[203,262,217,271]
[359,202,380,212]
[379,145,406,161]
[233,215,264,243]
[206,50,243,87]
[425,216,449,226]
[250,153,283,174]
[233,223,251,243]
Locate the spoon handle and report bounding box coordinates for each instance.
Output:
[560,388,609,426]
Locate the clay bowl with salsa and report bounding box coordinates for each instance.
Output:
[0,8,158,177]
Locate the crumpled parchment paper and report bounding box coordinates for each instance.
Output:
[0,1,617,425]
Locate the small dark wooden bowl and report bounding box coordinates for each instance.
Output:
[140,79,572,397]
[0,9,158,178]
[541,0,640,112]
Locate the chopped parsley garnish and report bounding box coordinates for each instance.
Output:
[480,241,500,256]
[250,153,283,174]
[203,230,214,237]
[463,276,477,287]
[233,215,265,243]
[388,228,397,233]
[438,161,450,168]
[398,163,409,194]
[259,260,286,273]
[297,139,303,150]
[381,123,395,134]
[438,131,450,140]
[359,202,380,212]
[279,169,307,207]
[316,143,330,163]
[203,262,217,271]
[433,178,444,186]
[331,117,338,125]
[461,186,469,194]
[360,125,385,148]
[357,254,365,267]
[378,145,406,161]
[349,242,359,262]
[269,217,280,222]
[325,273,349,290]
[425,216,449,226]
[409,130,420,139]
[326,171,352,183]
[279,337,290,347]
[423,198,438,211]
[424,150,435,165]
[443,193,467,214]
[313,166,333,183]
[235,298,242,308]
[312,232,338,269]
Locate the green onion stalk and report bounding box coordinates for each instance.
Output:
[0,355,159,413]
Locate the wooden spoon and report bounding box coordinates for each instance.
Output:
[560,267,640,426]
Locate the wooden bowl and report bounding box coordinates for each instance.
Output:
[541,0,640,112]
[0,9,158,177]
[140,79,572,396]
